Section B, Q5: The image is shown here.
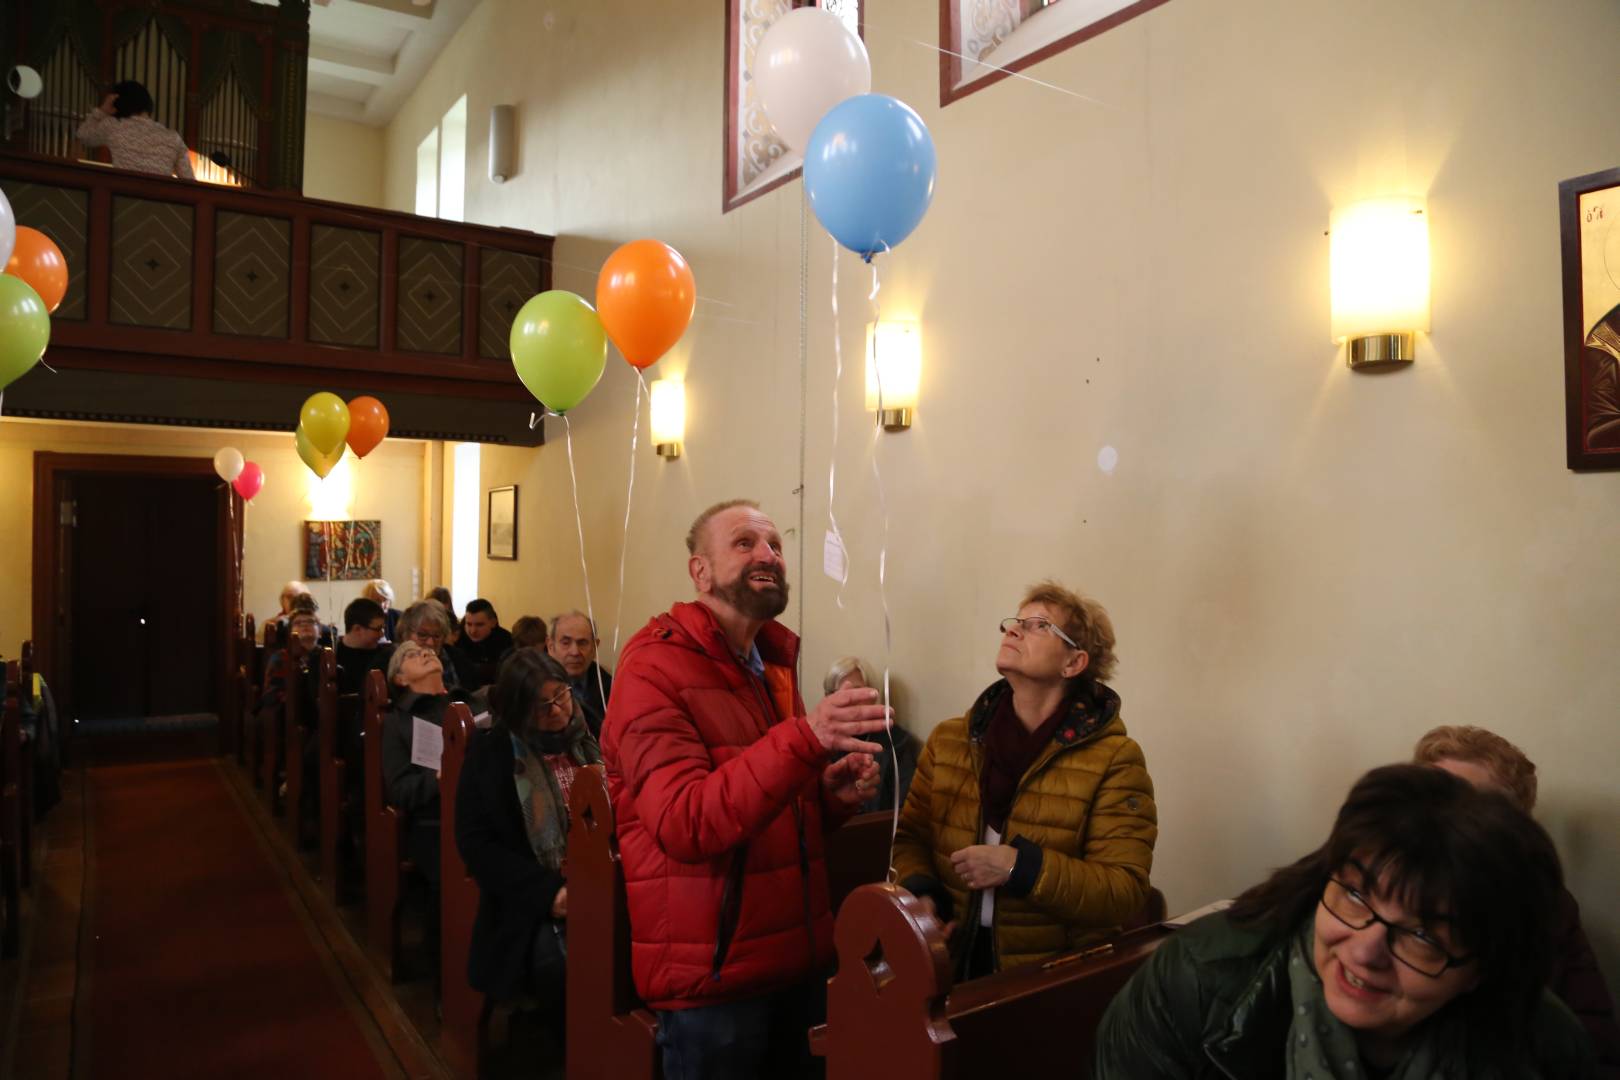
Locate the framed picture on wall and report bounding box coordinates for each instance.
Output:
[487,485,518,560]
[1560,166,1620,471]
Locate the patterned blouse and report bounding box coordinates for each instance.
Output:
[77,111,194,179]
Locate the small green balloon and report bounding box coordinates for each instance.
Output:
[0,274,51,392]
[300,391,350,455]
[509,290,607,413]
[296,424,344,479]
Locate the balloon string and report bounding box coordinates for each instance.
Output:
[610,371,646,662]
[867,262,900,879]
[795,187,809,659]
[561,413,609,711]
[827,235,848,607]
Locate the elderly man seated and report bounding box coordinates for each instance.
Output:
[548,611,612,738]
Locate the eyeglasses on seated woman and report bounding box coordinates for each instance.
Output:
[1093,764,1598,1079]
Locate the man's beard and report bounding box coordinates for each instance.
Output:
[714,562,789,620]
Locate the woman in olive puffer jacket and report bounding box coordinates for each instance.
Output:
[891,581,1157,978]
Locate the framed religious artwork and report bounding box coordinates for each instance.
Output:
[1559,166,1620,471]
[304,520,382,580]
[487,485,518,560]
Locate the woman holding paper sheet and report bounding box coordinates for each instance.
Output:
[455,649,602,1045]
[383,641,454,890]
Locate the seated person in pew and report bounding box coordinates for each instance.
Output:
[335,597,393,697]
[1413,725,1620,1071]
[892,581,1157,980]
[383,641,455,893]
[548,611,613,739]
[455,650,602,1046]
[450,598,515,693]
[602,499,889,1080]
[267,580,312,633]
[361,578,400,642]
[400,599,464,693]
[510,615,548,652]
[426,588,462,646]
[259,599,322,789]
[822,656,919,813]
[1094,764,1597,1079]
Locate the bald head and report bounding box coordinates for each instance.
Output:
[686,498,762,557]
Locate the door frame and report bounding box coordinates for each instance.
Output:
[31,452,243,752]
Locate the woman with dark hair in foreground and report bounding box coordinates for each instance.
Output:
[1095,764,1595,1079]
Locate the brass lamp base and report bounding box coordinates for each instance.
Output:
[877,407,912,432]
[655,442,681,459]
[1347,333,1415,370]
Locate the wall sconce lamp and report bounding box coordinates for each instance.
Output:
[1330,196,1430,370]
[865,321,922,431]
[650,377,685,459]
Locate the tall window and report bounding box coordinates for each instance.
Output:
[414,94,468,219]
[940,0,1172,106]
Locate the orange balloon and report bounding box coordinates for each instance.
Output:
[595,239,696,370]
[5,227,67,314]
[346,395,390,457]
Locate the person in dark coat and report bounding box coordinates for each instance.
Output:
[1094,765,1596,1079]
[822,656,918,813]
[455,649,602,1045]
[399,598,463,693]
[382,641,452,889]
[547,611,613,738]
[1413,724,1620,1076]
[451,598,515,692]
[335,597,392,697]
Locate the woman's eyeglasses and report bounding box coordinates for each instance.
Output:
[1321,878,1472,978]
[998,616,1080,650]
[540,685,573,713]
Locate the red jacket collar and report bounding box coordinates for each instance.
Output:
[632,600,801,673]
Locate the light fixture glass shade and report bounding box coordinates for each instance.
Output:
[1330,196,1430,343]
[650,377,686,454]
[865,322,922,412]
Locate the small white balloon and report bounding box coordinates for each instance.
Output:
[8,66,43,100]
[1097,445,1119,474]
[0,187,14,269]
[213,446,245,483]
[755,7,872,152]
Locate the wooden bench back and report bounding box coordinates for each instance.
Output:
[315,650,342,900]
[813,884,1172,1079]
[438,702,483,1080]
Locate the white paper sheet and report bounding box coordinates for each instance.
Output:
[410,716,444,771]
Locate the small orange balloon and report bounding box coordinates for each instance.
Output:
[346,395,390,458]
[595,239,696,370]
[5,227,67,314]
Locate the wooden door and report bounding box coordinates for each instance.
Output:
[68,474,219,720]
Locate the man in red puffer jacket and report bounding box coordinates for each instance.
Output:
[601,498,891,1080]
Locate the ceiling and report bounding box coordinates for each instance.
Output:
[306,0,484,126]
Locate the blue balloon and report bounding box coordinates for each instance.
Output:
[804,94,937,262]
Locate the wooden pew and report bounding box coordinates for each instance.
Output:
[258,622,283,809]
[809,885,1173,1079]
[283,647,311,847]
[16,642,35,888]
[235,614,258,769]
[1,658,21,958]
[438,703,483,1080]
[363,668,408,979]
[314,650,344,901]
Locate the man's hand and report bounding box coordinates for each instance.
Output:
[551,886,568,919]
[806,687,889,755]
[821,752,879,811]
[914,894,958,940]
[950,844,1017,890]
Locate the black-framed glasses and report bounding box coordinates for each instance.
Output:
[998,616,1080,650]
[540,685,573,713]
[1321,878,1472,978]
[365,622,387,633]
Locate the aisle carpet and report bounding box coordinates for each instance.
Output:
[81,760,392,1079]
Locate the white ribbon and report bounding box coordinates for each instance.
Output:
[560,413,609,711]
[610,371,646,662]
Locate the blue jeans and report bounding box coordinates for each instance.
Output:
[655,980,825,1080]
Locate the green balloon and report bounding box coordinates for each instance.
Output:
[509,290,607,413]
[296,424,344,479]
[0,274,51,392]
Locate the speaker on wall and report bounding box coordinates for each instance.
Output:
[489,104,516,184]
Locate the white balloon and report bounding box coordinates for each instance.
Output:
[0,188,13,270]
[8,66,43,100]
[213,447,245,483]
[755,7,871,153]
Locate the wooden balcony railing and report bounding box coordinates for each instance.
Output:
[0,154,555,443]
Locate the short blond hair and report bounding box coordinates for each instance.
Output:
[1020,580,1117,682]
[686,498,761,555]
[361,579,395,607]
[1412,725,1538,811]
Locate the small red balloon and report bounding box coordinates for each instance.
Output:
[233,461,264,502]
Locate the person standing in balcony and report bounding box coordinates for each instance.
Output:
[76,80,194,180]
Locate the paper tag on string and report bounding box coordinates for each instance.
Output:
[823,530,849,583]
